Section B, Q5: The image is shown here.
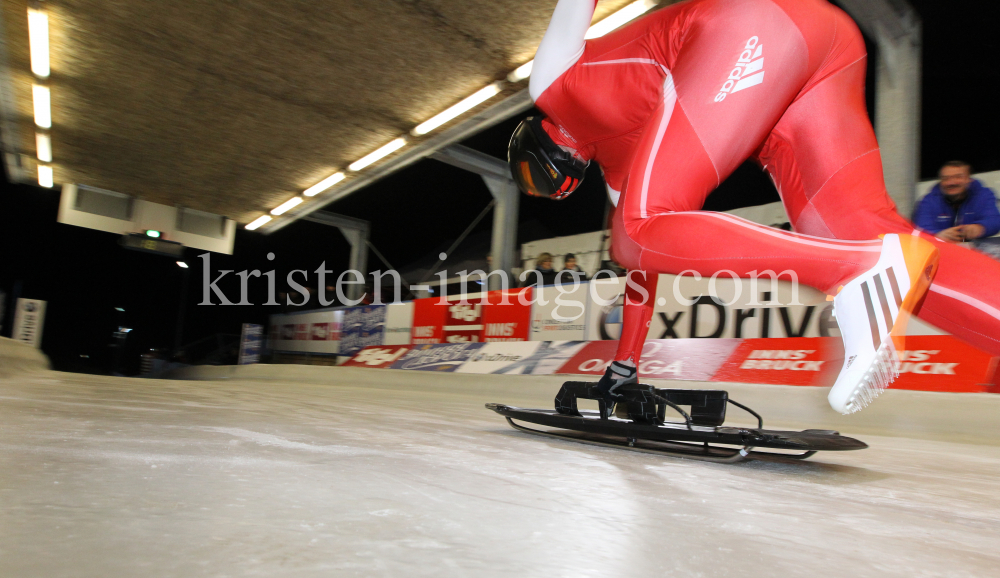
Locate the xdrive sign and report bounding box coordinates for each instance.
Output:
[588,273,837,341]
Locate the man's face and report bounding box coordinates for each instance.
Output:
[565,258,576,269]
[939,165,972,197]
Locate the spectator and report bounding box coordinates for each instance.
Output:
[559,253,589,283]
[522,252,557,287]
[913,161,1000,243]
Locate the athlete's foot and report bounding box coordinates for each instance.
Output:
[596,361,637,418]
[828,233,939,414]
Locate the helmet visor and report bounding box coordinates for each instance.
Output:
[511,152,557,198]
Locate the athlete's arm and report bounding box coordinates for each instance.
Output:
[528,0,598,102]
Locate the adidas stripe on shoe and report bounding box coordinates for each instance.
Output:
[828,234,939,414]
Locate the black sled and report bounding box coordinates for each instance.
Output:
[487,382,867,463]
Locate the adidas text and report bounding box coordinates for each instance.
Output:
[715,36,765,102]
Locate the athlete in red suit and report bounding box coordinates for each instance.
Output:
[521,0,1000,376]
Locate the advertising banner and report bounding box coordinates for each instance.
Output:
[890,336,998,393]
[389,342,484,372]
[237,323,264,365]
[411,297,447,344]
[456,340,588,375]
[557,339,739,381]
[481,288,532,342]
[585,274,836,341]
[342,345,413,368]
[383,302,414,345]
[12,298,46,348]
[652,274,833,340]
[268,309,344,354]
[310,321,338,341]
[530,283,590,341]
[710,336,998,392]
[452,340,586,375]
[443,295,484,343]
[341,305,386,357]
[711,337,843,386]
[586,277,626,341]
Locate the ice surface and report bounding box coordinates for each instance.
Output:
[1,367,999,577]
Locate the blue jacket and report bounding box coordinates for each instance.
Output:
[913,179,1000,237]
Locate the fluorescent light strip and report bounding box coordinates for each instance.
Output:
[32,84,51,128]
[38,165,53,188]
[246,215,272,230]
[412,82,503,136]
[508,61,533,83]
[349,138,406,171]
[304,171,345,196]
[36,132,52,162]
[27,8,49,78]
[507,1,656,82]
[585,0,656,39]
[271,196,303,215]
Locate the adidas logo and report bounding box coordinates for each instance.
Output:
[860,267,904,349]
[715,36,765,102]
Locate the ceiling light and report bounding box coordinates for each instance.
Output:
[27,8,49,78]
[176,261,189,269]
[349,138,407,171]
[304,172,345,196]
[505,1,656,83]
[246,215,272,230]
[38,164,53,188]
[585,0,657,39]
[32,84,51,128]
[36,132,51,162]
[507,61,533,83]
[145,229,161,238]
[412,83,503,136]
[270,196,303,215]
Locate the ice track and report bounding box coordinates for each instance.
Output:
[2,366,1000,578]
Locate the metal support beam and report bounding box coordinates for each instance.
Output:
[431,145,519,291]
[483,176,519,290]
[302,211,370,300]
[839,0,922,218]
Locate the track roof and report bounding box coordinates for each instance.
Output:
[0,0,642,228]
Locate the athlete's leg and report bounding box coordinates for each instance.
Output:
[757,10,1000,355]
[613,271,658,364]
[609,2,888,366]
[609,80,886,365]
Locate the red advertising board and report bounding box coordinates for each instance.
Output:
[443,298,484,343]
[482,287,532,342]
[711,336,998,392]
[556,339,739,381]
[890,336,998,393]
[310,322,339,341]
[342,345,413,368]
[711,337,843,387]
[411,297,447,344]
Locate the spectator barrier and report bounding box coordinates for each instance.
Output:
[342,336,999,394]
[269,274,948,355]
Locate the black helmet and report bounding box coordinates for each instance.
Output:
[508,117,588,200]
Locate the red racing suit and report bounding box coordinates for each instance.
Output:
[529,0,1000,359]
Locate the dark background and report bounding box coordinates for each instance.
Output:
[1,0,995,373]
